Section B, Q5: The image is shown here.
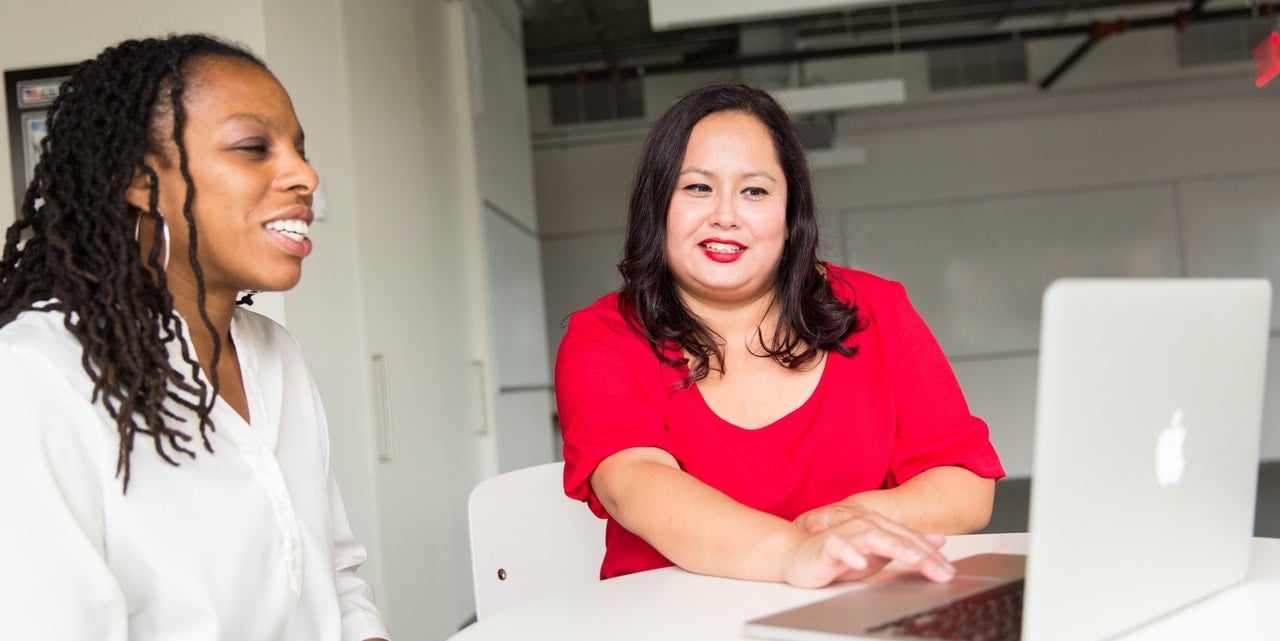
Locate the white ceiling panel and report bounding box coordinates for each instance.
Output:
[649,0,934,31]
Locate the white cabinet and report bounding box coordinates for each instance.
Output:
[484,204,556,472]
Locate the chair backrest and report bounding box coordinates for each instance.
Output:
[468,461,606,620]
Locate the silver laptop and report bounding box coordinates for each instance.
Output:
[746,278,1271,641]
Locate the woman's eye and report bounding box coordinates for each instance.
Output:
[743,187,768,197]
[236,144,268,155]
[683,183,711,193]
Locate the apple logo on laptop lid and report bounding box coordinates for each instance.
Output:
[1156,409,1188,487]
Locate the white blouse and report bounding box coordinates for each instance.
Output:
[0,306,389,641]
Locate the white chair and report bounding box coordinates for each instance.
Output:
[468,461,607,620]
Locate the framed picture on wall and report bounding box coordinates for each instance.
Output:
[5,64,76,215]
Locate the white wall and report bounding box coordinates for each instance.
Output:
[465,0,557,475]
[470,0,538,229]
[337,0,489,636]
[531,22,1280,478]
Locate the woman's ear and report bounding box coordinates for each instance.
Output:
[123,165,153,212]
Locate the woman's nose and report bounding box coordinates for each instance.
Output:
[279,150,319,195]
[708,194,739,228]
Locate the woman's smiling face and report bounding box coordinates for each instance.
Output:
[664,110,788,309]
[128,57,319,303]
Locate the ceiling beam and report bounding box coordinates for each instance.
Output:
[529,4,1263,86]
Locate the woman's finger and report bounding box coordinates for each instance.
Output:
[843,512,950,568]
[823,533,869,570]
[922,531,947,546]
[842,527,955,582]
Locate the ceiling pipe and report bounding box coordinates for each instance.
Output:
[1039,0,1212,90]
[1038,19,1128,90]
[526,4,1264,86]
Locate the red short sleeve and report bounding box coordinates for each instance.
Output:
[855,276,1005,486]
[555,295,675,517]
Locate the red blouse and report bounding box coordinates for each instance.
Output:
[555,264,1005,579]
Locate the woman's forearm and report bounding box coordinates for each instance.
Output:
[842,466,995,534]
[592,447,804,582]
[591,448,958,587]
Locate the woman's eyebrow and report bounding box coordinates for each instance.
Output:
[222,112,272,126]
[679,166,777,183]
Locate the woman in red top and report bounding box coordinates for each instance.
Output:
[556,83,1004,588]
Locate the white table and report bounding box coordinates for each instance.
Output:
[448,533,1280,640]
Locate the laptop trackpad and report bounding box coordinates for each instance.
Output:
[745,554,1026,640]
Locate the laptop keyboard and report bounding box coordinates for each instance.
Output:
[865,579,1024,641]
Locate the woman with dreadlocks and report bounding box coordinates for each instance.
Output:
[0,34,389,640]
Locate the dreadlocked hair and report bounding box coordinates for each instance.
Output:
[0,34,267,492]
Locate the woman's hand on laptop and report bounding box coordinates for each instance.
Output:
[782,509,955,588]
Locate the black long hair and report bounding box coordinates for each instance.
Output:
[0,34,267,491]
[618,82,865,386]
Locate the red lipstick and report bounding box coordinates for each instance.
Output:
[699,238,745,263]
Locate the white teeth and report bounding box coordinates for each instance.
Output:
[265,219,309,241]
[702,242,742,253]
